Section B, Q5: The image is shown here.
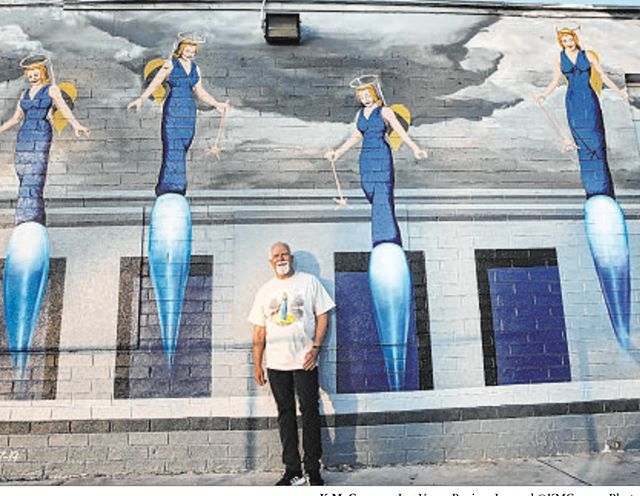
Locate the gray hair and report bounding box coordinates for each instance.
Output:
[269,241,292,259]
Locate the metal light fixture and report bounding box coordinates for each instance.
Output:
[260,0,300,44]
[625,73,640,87]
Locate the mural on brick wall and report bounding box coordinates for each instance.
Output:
[326,76,428,391]
[0,11,637,192]
[335,251,433,393]
[127,32,229,368]
[0,258,64,400]
[0,10,637,402]
[0,8,640,477]
[115,256,213,399]
[534,26,632,349]
[0,55,88,379]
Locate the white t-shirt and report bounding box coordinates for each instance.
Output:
[248,272,335,371]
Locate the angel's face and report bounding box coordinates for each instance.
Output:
[181,43,197,60]
[560,34,576,50]
[358,88,374,107]
[25,68,43,85]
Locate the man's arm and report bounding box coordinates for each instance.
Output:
[302,312,329,371]
[252,324,267,385]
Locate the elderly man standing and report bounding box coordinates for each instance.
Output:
[249,242,335,486]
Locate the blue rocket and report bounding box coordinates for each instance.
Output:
[369,242,412,391]
[3,222,50,378]
[148,193,192,367]
[584,195,631,348]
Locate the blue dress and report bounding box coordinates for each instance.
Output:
[561,49,614,198]
[357,106,402,247]
[15,84,52,226]
[156,58,199,197]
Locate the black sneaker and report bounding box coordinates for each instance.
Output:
[307,470,325,486]
[275,472,307,486]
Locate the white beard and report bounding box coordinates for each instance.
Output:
[276,262,290,275]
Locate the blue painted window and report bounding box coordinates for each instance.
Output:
[335,252,432,393]
[476,249,571,386]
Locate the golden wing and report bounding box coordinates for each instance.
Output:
[52,82,78,134]
[144,58,168,105]
[587,50,603,96]
[387,104,411,151]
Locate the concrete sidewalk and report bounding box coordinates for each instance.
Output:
[2,451,640,486]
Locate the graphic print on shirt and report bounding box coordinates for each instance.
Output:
[268,292,304,326]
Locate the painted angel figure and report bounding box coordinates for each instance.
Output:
[127,32,230,367]
[128,32,230,194]
[0,54,90,377]
[534,26,632,348]
[324,75,428,391]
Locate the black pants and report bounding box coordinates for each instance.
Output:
[267,368,322,474]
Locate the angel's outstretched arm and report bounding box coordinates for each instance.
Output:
[534,56,563,103]
[50,85,91,137]
[193,67,230,114]
[325,113,363,162]
[381,107,427,159]
[587,52,628,102]
[0,100,24,135]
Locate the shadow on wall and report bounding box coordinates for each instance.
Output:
[293,250,331,289]
[292,250,359,466]
[321,393,359,468]
[619,345,640,451]
[293,249,334,395]
[578,344,599,455]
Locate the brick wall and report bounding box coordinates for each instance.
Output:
[476,249,571,386]
[115,256,213,399]
[3,407,640,479]
[0,7,639,197]
[0,206,637,479]
[0,0,639,481]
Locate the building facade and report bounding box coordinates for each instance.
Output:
[0,0,640,479]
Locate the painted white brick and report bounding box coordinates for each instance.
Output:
[9,408,52,421]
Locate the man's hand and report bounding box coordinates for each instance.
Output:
[254,365,267,386]
[252,324,267,385]
[303,348,320,371]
